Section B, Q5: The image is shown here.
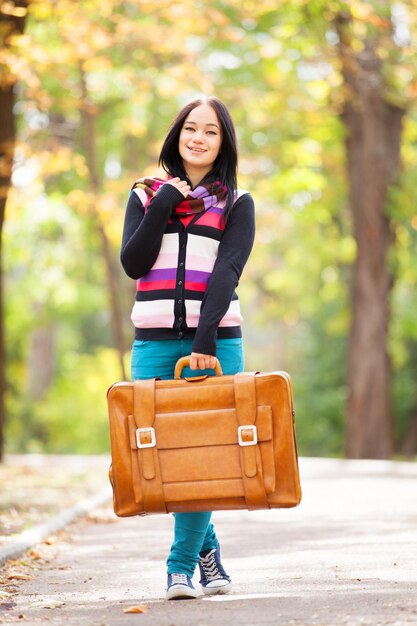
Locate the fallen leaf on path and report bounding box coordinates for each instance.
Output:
[30,599,65,609]
[3,586,19,594]
[28,550,41,560]
[123,604,149,614]
[6,559,28,567]
[7,574,33,581]
[43,536,57,545]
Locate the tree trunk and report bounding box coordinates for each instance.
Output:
[79,67,127,380]
[337,16,404,458]
[0,85,13,463]
[0,1,28,461]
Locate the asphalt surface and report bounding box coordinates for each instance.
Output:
[1,457,417,626]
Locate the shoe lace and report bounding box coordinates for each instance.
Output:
[200,549,220,581]
[171,573,188,585]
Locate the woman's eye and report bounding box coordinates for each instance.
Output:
[184,127,217,135]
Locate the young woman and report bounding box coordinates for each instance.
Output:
[120,96,255,600]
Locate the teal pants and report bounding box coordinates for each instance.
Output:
[131,337,244,577]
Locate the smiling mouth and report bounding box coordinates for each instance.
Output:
[188,147,207,153]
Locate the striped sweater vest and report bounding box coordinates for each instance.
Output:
[130,186,247,332]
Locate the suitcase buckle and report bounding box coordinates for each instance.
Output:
[136,427,156,449]
[238,425,258,446]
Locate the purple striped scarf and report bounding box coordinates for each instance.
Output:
[131,176,228,216]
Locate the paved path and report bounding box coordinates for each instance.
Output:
[1,458,417,626]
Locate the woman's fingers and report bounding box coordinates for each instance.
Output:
[190,352,217,371]
[177,180,191,197]
[166,178,191,198]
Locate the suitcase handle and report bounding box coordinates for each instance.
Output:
[174,356,223,380]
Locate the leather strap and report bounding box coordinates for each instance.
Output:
[234,373,269,510]
[133,379,167,513]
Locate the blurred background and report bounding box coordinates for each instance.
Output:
[1,0,416,463]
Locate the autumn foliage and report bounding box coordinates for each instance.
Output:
[1,0,417,459]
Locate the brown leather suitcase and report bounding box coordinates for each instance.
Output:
[107,356,302,516]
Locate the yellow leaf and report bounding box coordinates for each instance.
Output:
[0,2,28,17]
[8,35,31,47]
[351,1,372,19]
[83,57,112,72]
[29,2,52,19]
[123,604,149,614]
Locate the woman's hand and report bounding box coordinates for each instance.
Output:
[190,352,217,371]
[165,177,191,198]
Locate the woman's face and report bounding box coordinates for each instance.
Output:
[178,104,222,176]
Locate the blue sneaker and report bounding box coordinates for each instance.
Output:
[198,544,232,595]
[166,573,199,600]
